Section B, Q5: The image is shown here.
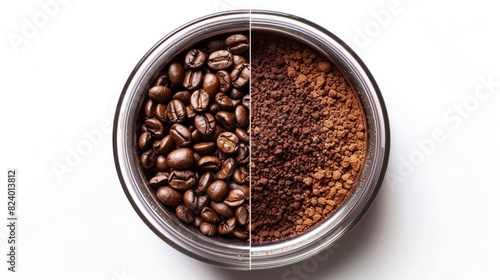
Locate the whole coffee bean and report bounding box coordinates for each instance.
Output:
[183,189,198,211]
[200,207,221,224]
[195,171,213,195]
[194,113,216,135]
[138,131,152,150]
[149,172,169,188]
[225,34,249,54]
[166,148,195,169]
[197,156,221,171]
[168,170,197,190]
[207,180,229,202]
[170,124,192,147]
[242,94,250,109]
[166,100,187,124]
[185,48,207,69]
[148,85,172,103]
[190,89,210,113]
[168,62,184,87]
[155,155,169,171]
[210,201,234,218]
[216,158,236,180]
[145,118,165,138]
[232,167,248,185]
[224,189,245,207]
[199,222,217,236]
[215,111,236,131]
[235,204,249,226]
[207,39,226,53]
[215,92,233,110]
[234,143,249,164]
[197,195,209,211]
[228,182,249,200]
[217,132,239,154]
[231,63,250,88]
[183,69,204,90]
[232,55,248,67]
[157,135,176,155]
[193,142,216,154]
[176,204,194,224]
[157,186,182,207]
[218,217,236,235]
[208,103,220,115]
[228,88,243,99]
[234,105,248,128]
[154,74,168,86]
[140,149,156,169]
[234,127,249,144]
[155,103,169,122]
[207,50,233,70]
[202,73,220,99]
[173,90,191,105]
[232,228,248,239]
[144,99,156,118]
[216,70,231,93]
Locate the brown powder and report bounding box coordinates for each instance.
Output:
[250,34,367,245]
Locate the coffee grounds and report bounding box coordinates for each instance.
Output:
[250,34,367,245]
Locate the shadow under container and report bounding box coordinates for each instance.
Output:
[113,9,390,270]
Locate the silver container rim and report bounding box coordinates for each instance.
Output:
[113,9,390,271]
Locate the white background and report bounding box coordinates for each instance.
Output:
[1,0,500,279]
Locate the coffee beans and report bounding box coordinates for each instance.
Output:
[176,204,195,224]
[194,113,216,135]
[166,148,194,169]
[217,132,239,154]
[136,32,367,245]
[231,63,250,88]
[190,89,210,112]
[224,189,245,207]
[137,33,250,240]
[168,62,184,87]
[166,100,187,124]
[185,49,207,69]
[157,186,182,207]
[183,69,204,90]
[225,34,249,54]
[197,155,221,171]
[207,180,229,202]
[168,170,196,190]
[208,50,233,70]
[148,86,172,103]
[144,118,165,138]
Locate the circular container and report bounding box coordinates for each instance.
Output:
[113,9,390,270]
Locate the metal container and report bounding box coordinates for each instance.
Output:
[113,9,390,270]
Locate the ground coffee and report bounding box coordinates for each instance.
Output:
[250,34,367,244]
